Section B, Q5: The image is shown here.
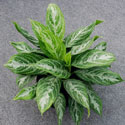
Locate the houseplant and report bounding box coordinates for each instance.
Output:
[4,3,123,125]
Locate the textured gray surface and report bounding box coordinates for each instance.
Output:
[0,0,125,125]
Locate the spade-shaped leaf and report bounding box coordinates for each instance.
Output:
[4,53,45,75]
[87,85,102,115]
[46,4,65,40]
[94,42,107,51]
[54,93,66,125]
[72,49,116,69]
[36,76,61,115]
[64,20,103,48]
[13,22,39,47]
[68,97,84,125]
[16,75,36,89]
[36,59,71,79]
[13,85,36,100]
[71,36,99,55]
[75,67,123,85]
[63,79,90,116]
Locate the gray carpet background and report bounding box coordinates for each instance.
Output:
[0,0,125,125]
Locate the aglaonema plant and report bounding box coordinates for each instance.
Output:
[4,3,124,125]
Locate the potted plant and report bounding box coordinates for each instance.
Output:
[5,3,123,125]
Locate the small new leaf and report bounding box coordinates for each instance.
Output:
[68,97,84,125]
[36,76,61,115]
[54,93,66,125]
[13,85,36,100]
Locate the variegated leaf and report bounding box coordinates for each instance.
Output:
[64,20,103,48]
[13,85,36,100]
[72,49,116,69]
[54,93,66,125]
[16,75,36,89]
[36,59,71,79]
[63,79,90,116]
[46,4,65,39]
[87,86,102,115]
[4,53,45,75]
[13,22,39,47]
[31,20,66,60]
[94,42,107,51]
[11,42,44,54]
[36,76,61,115]
[75,67,123,85]
[68,97,84,125]
[71,36,99,55]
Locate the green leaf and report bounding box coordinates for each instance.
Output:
[54,93,66,125]
[64,51,71,67]
[11,41,33,53]
[64,20,103,48]
[68,97,84,125]
[13,22,39,47]
[36,59,71,79]
[31,20,66,60]
[4,53,45,75]
[16,75,36,89]
[71,36,100,55]
[46,4,65,40]
[30,20,51,57]
[63,79,90,116]
[75,67,123,85]
[11,42,44,54]
[94,42,107,51]
[87,86,102,115]
[36,76,61,115]
[72,49,116,69]
[13,85,36,100]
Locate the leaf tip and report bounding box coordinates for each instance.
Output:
[95,20,104,25]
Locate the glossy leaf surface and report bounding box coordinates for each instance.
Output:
[64,51,71,67]
[94,42,107,51]
[63,79,90,116]
[46,4,65,39]
[36,76,61,115]
[31,20,66,60]
[75,67,123,85]
[71,36,99,55]
[68,97,84,125]
[64,20,103,48]
[72,49,115,69]
[36,59,71,79]
[11,42,44,54]
[87,86,102,115]
[16,75,35,89]
[4,53,45,75]
[13,85,36,100]
[54,93,66,125]
[13,22,39,47]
